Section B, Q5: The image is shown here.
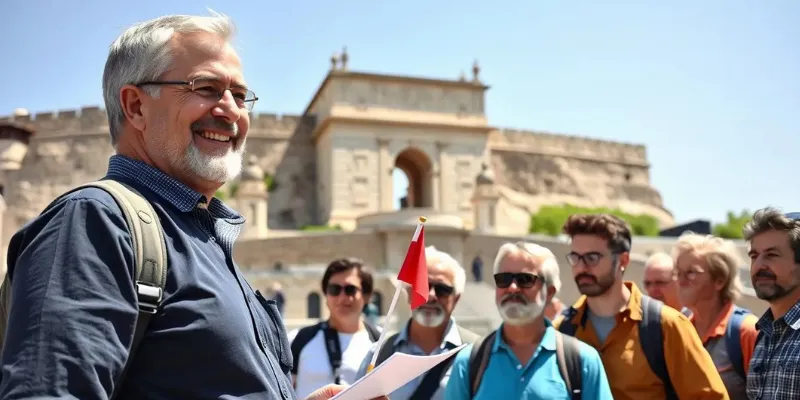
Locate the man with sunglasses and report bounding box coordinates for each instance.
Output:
[355,246,477,400]
[742,208,800,400]
[555,213,727,400]
[289,258,381,399]
[445,241,612,399]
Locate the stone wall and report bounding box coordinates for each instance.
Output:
[487,128,673,227]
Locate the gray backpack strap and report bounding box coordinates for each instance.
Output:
[80,180,168,398]
[375,333,400,366]
[555,331,583,400]
[456,325,481,345]
[0,179,167,396]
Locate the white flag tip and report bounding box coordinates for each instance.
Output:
[418,216,427,223]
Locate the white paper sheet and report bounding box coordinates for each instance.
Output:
[330,343,468,400]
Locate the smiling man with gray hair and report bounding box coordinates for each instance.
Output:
[0,12,371,400]
[355,245,479,399]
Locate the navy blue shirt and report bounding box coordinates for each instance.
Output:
[0,155,295,399]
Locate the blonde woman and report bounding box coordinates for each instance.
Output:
[673,232,759,400]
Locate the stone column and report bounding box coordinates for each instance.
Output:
[435,142,447,212]
[377,138,393,211]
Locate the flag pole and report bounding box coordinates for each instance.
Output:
[367,216,427,373]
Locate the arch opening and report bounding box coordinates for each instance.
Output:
[306,292,322,319]
[392,148,433,210]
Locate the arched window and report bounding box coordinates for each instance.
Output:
[371,291,384,315]
[306,292,322,319]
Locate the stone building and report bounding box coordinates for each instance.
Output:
[0,56,764,333]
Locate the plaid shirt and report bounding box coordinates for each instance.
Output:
[746,300,800,400]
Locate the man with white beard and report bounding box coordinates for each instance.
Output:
[0,12,372,400]
[355,246,480,399]
[445,241,612,400]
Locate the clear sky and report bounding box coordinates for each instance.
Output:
[2,0,797,225]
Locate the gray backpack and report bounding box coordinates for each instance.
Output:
[0,179,168,398]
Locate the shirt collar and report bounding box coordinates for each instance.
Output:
[567,281,644,328]
[394,317,463,348]
[105,154,241,220]
[493,318,557,354]
[757,299,800,332]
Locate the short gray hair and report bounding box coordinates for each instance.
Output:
[645,252,674,270]
[743,207,800,264]
[102,11,236,146]
[493,241,562,294]
[425,246,467,294]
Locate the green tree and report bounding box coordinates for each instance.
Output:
[529,204,661,237]
[712,210,752,239]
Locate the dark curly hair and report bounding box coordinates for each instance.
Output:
[562,213,632,253]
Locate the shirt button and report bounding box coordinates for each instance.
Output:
[520,377,525,382]
[516,364,522,370]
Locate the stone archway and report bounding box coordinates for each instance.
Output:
[393,148,433,209]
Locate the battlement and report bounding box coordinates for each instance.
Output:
[0,107,311,139]
[490,128,648,166]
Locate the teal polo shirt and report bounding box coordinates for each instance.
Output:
[444,319,613,399]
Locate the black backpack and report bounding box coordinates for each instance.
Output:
[289,320,380,384]
[558,295,676,400]
[468,328,583,399]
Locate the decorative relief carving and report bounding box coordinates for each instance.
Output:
[337,81,483,115]
[347,151,371,208]
[454,158,474,211]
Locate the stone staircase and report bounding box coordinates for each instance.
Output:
[452,281,503,336]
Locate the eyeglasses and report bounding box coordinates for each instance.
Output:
[135,78,259,112]
[493,272,541,289]
[430,282,455,297]
[565,251,611,267]
[326,284,361,297]
[675,269,704,281]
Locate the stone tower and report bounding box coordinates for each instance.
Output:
[232,156,269,240]
[472,163,500,234]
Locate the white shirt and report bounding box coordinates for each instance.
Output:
[288,326,376,399]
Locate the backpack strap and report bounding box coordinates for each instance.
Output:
[408,324,481,399]
[456,325,481,346]
[555,331,583,400]
[80,180,168,399]
[374,333,400,367]
[680,307,693,317]
[363,320,381,342]
[0,179,167,398]
[290,323,324,375]
[409,342,458,400]
[557,306,580,336]
[321,321,345,384]
[468,329,497,398]
[638,296,677,400]
[725,305,751,379]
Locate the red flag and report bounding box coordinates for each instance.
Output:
[397,222,428,310]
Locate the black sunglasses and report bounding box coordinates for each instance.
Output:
[493,272,540,289]
[326,284,361,297]
[430,282,455,297]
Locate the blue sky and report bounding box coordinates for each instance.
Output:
[2,0,797,225]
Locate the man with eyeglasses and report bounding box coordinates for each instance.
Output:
[355,246,478,400]
[0,12,382,400]
[445,241,612,400]
[742,208,800,400]
[554,213,727,400]
[289,258,381,399]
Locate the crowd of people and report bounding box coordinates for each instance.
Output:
[0,11,796,400]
